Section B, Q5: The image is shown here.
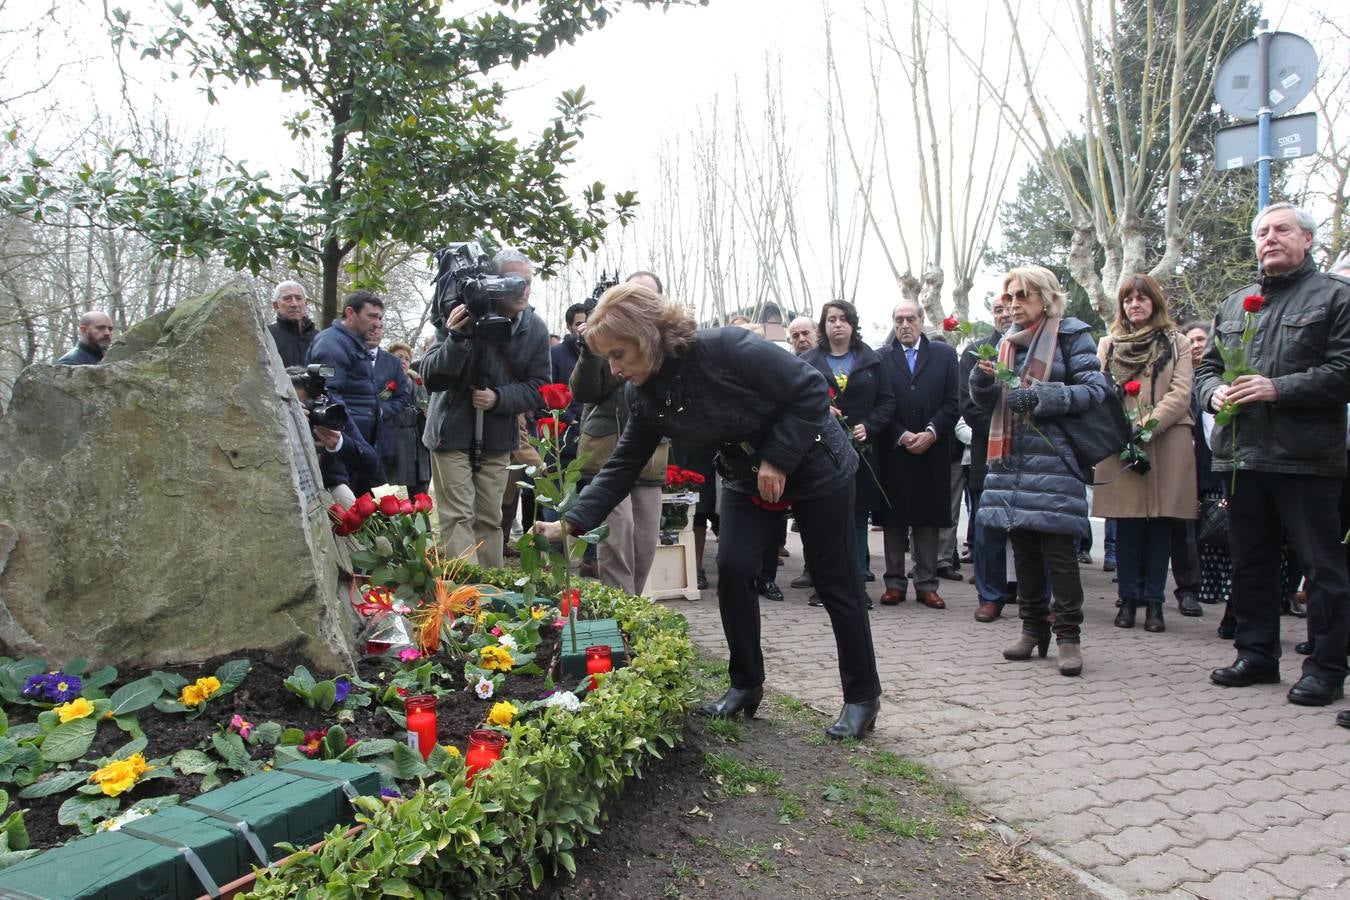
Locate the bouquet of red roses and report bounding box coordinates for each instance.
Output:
[329,491,439,604]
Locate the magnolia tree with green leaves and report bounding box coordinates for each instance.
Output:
[0,1,706,324]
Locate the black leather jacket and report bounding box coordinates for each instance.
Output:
[564,327,858,532]
[1195,257,1350,478]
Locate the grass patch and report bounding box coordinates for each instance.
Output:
[854,749,929,783]
[775,791,805,823]
[703,752,781,797]
[702,717,746,743]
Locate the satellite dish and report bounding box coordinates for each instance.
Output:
[1214,32,1318,121]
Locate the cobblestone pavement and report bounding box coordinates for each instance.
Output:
[666,527,1350,899]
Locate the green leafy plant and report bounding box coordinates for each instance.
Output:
[152,660,251,720]
[282,668,372,712]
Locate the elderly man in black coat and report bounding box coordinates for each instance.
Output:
[878,299,960,610]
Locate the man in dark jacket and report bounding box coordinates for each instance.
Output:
[550,303,588,466]
[57,311,114,365]
[365,319,412,473]
[307,292,385,454]
[267,280,317,368]
[1196,202,1350,708]
[961,299,1013,621]
[878,299,959,610]
[422,248,550,568]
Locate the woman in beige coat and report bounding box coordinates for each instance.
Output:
[1092,274,1197,634]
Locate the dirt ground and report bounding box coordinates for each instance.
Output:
[529,658,1096,900]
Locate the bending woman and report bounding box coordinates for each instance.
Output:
[534,284,882,739]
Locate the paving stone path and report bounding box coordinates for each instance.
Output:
[667,527,1350,899]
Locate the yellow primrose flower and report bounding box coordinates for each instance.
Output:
[89,753,152,797]
[479,645,514,672]
[486,702,516,727]
[180,684,206,706]
[442,745,461,758]
[530,606,546,620]
[197,676,221,698]
[55,698,95,723]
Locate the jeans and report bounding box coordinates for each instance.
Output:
[973,523,1012,607]
[1115,518,1173,604]
[1104,518,1118,562]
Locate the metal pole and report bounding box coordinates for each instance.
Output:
[1256,19,1272,209]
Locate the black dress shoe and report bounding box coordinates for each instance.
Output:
[1287,674,1345,706]
[935,566,964,582]
[1211,658,1280,687]
[862,570,876,582]
[825,698,880,740]
[758,580,785,602]
[1177,592,1203,617]
[807,593,824,607]
[1296,640,1314,656]
[1144,604,1166,633]
[697,570,708,590]
[695,686,764,719]
[1337,709,1350,729]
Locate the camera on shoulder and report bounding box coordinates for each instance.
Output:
[431,241,525,344]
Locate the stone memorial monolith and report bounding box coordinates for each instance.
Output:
[0,286,356,672]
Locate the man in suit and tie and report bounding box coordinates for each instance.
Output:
[878,299,960,609]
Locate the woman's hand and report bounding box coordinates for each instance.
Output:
[757,459,787,504]
[829,405,843,418]
[533,520,564,542]
[977,359,995,376]
[851,423,867,442]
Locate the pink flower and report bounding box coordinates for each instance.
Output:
[229,714,254,740]
[397,647,423,662]
[490,625,503,636]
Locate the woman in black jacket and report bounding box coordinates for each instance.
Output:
[534,284,882,739]
[801,301,895,604]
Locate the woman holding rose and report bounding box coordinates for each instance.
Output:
[533,284,882,739]
[1091,275,1197,634]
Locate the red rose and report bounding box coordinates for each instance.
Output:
[398,498,415,515]
[828,386,837,400]
[1242,294,1265,314]
[1123,380,1142,397]
[354,493,377,519]
[750,496,792,512]
[942,314,960,332]
[537,417,566,439]
[412,492,434,513]
[688,472,706,485]
[339,507,364,535]
[378,495,401,517]
[540,383,573,411]
[386,380,398,391]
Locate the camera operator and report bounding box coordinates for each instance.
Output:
[551,302,589,467]
[287,366,381,507]
[422,247,550,567]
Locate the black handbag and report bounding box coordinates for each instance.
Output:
[1196,495,1229,548]
[1047,340,1133,483]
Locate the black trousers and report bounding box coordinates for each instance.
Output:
[1007,529,1085,643]
[717,483,881,704]
[1169,519,1201,598]
[1228,471,1350,683]
[757,514,787,583]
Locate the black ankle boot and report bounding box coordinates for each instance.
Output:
[695,686,763,720]
[825,698,880,740]
[1144,603,1165,633]
[1114,600,1138,629]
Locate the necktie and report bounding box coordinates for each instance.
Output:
[906,347,917,372]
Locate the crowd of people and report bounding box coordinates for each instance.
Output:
[54,201,1350,734]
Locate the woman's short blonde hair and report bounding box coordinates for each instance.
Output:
[1003,266,1068,318]
[586,283,697,369]
[1111,273,1176,334]
[386,341,413,358]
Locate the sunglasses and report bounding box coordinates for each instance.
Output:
[999,289,1037,304]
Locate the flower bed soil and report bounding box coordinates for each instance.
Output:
[14,632,560,850]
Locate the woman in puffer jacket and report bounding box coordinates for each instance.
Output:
[971,266,1109,676]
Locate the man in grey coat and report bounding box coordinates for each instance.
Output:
[1196,202,1350,708]
[421,248,550,567]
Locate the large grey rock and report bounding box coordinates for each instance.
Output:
[0,286,356,672]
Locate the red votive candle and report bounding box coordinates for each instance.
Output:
[404,694,438,761]
[464,729,506,785]
[585,645,613,691]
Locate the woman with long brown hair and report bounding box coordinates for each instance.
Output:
[1092,275,1197,634]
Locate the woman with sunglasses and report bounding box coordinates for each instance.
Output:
[971,267,1109,675]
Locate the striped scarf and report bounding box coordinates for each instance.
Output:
[986,317,1061,466]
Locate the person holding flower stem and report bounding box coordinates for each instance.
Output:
[534,283,882,740]
[801,300,895,604]
[1090,275,1197,634]
[1195,202,1350,708]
